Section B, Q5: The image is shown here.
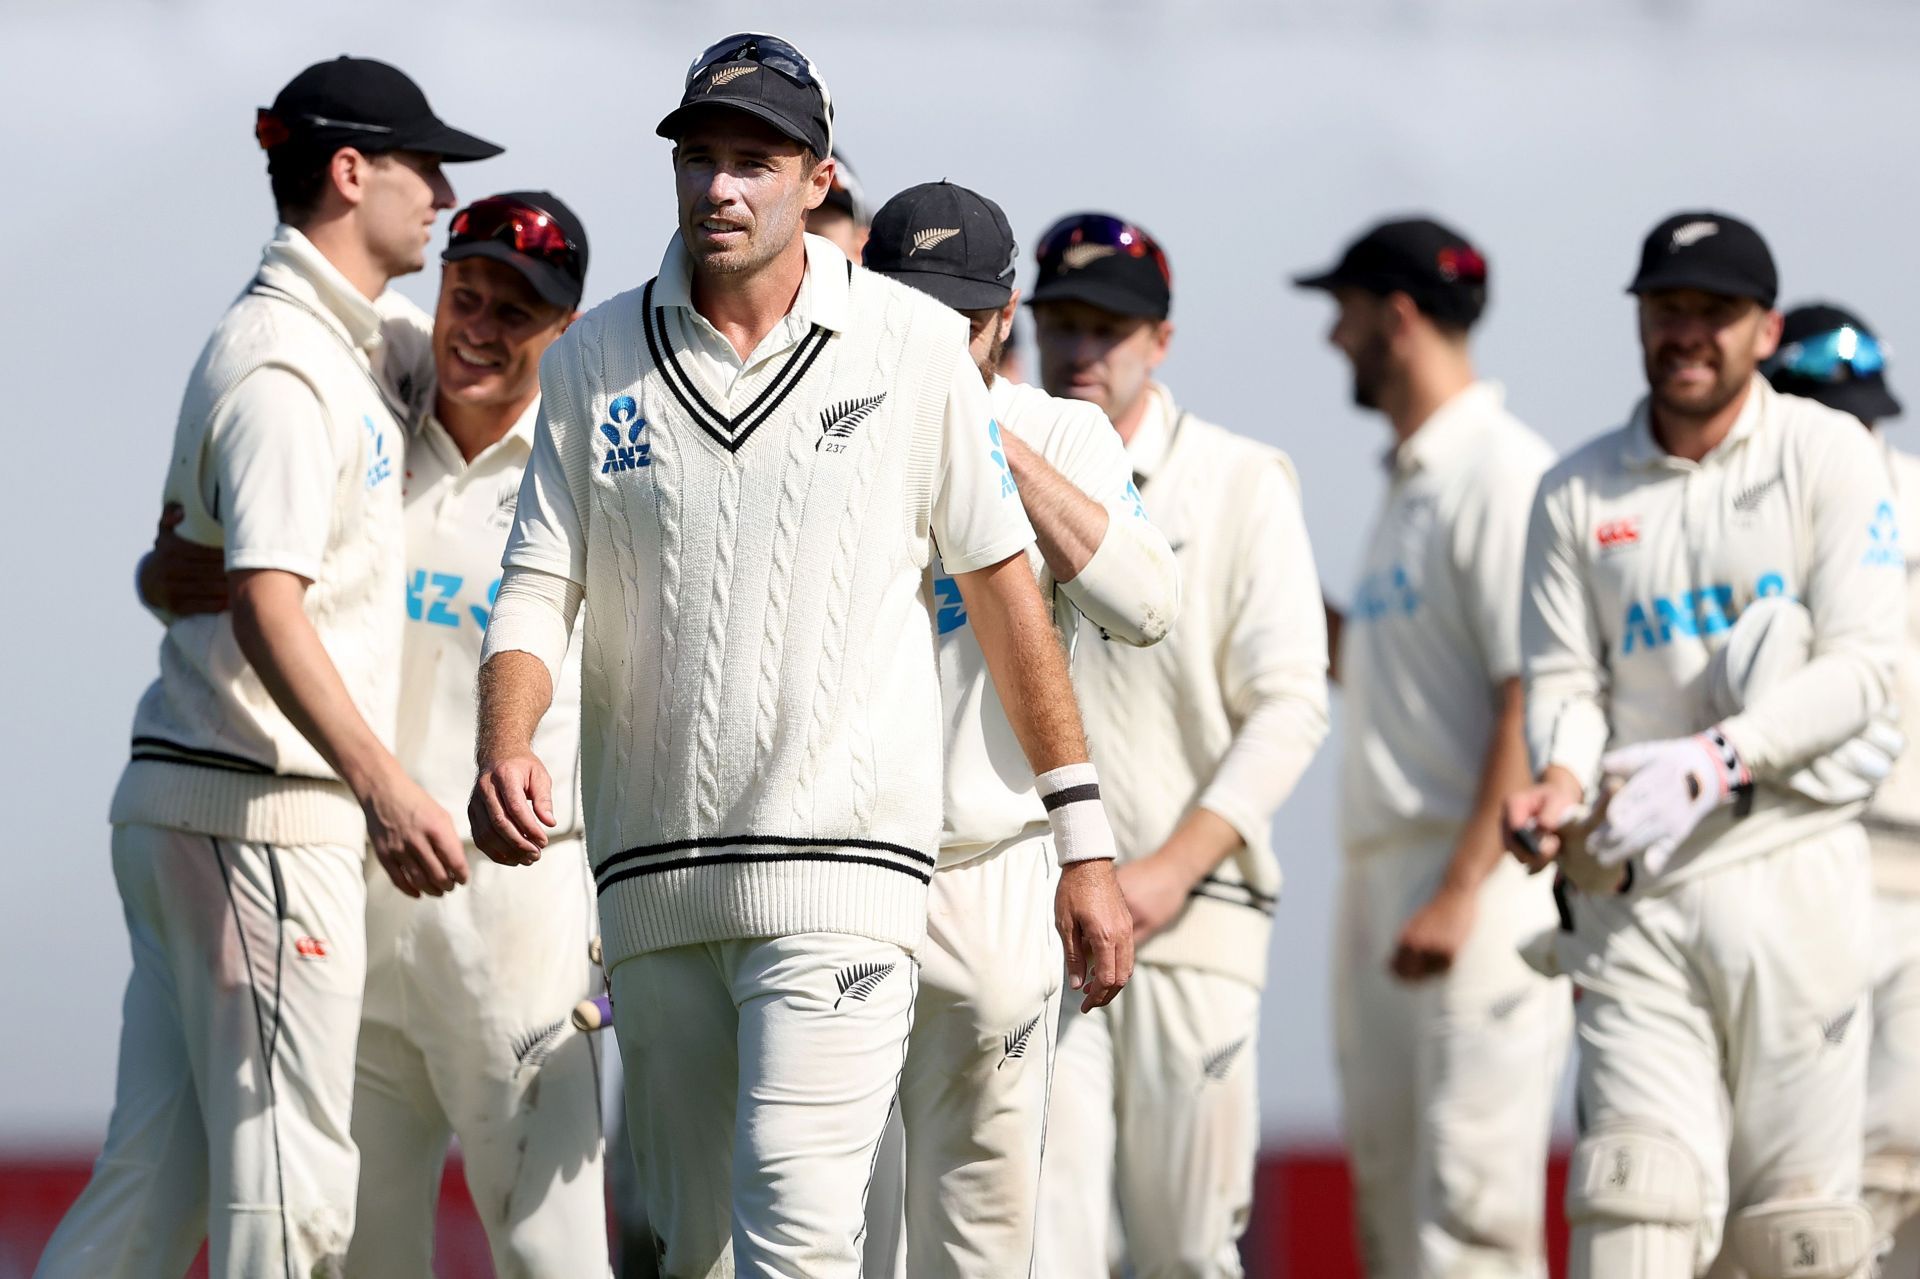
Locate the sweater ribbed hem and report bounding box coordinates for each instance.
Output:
[109,758,365,847]
[596,853,932,970]
[1138,893,1271,990]
[1866,818,1920,896]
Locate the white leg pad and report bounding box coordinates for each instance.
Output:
[1565,1123,1703,1279]
[1728,1199,1876,1279]
[1864,1151,1920,1241]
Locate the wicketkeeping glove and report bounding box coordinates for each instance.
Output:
[1588,728,1750,875]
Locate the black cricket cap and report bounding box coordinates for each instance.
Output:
[656,33,833,160]
[820,149,869,224]
[1027,212,1172,320]
[1768,302,1903,424]
[1628,211,1777,307]
[865,182,1018,311]
[256,56,502,164]
[1292,216,1489,328]
[442,191,590,310]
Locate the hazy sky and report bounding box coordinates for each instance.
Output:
[5,0,1918,1149]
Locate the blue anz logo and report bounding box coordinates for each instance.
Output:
[1865,500,1903,568]
[363,415,393,489]
[600,395,650,474]
[988,419,1017,498]
[1122,478,1147,520]
[932,576,968,634]
[407,570,499,632]
[1620,573,1788,654]
[1351,564,1420,622]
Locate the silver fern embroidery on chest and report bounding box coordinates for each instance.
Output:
[817,393,888,452]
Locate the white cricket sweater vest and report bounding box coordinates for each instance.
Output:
[1073,406,1301,990]
[1867,444,1920,893]
[111,229,414,847]
[537,266,970,966]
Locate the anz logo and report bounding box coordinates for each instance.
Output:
[362,414,393,489]
[408,570,499,632]
[987,419,1018,499]
[1122,477,1147,521]
[932,576,968,635]
[600,395,650,475]
[1620,573,1786,654]
[1351,564,1420,622]
[1865,500,1903,568]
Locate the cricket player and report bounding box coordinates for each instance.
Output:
[1297,217,1571,1279]
[858,181,1181,1278]
[133,193,610,1275]
[1504,213,1903,1279]
[39,58,498,1279]
[466,34,1133,1279]
[804,146,870,258]
[1030,212,1331,1278]
[1765,302,1920,1273]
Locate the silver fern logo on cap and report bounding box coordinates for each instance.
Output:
[705,65,759,91]
[911,227,961,255]
[1061,243,1117,271]
[1669,220,1719,251]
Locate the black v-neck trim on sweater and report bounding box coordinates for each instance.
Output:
[641,278,834,454]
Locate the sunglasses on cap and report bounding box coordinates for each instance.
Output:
[1035,214,1171,286]
[449,196,583,280]
[1764,326,1889,384]
[255,107,396,150]
[687,33,831,102]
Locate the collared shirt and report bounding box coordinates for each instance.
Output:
[650,231,851,399]
[1124,382,1177,482]
[1338,381,1555,854]
[398,401,583,845]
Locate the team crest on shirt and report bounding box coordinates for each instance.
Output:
[362,415,393,489]
[600,395,651,474]
[817,393,887,452]
[987,419,1018,497]
[1594,517,1640,553]
[1865,500,1903,568]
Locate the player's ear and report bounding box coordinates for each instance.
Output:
[803,151,833,212]
[998,290,1020,332]
[1754,307,1784,361]
[1148,319,1174,367]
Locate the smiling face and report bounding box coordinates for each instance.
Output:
[1031,299,1171,424]
[673,111,829,276]
[1638,289,1782,424]
[432,257,571,411]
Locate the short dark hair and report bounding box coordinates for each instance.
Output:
[957,304,1002,336]
[269,144,341,226]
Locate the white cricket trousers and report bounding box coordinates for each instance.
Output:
[1867,888,1920,1271]
[1035,960,1263,1279]
[1333,845,1571,1279]
[346,836,607,1278]
[862,832,1063,1278]
[1559,825,1874,1279]
[37,823,366,1279]
[612,932,917,1279]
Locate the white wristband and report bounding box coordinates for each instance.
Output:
[1037,763,1116,866]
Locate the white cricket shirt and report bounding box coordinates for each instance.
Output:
[1339,383,1555,855]
[933,375,1179,865]
[1866,443,1920,892]
[1524,375,1905,885]
[398,401,584,846]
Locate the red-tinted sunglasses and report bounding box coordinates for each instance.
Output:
[449,196,582,279]
[1035,213,1171,286]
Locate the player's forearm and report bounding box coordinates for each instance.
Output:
[1198,681,1329,851]
[1002,431,1108,584]
[475,650,555,766]
[1155,807,1245,882]
[957,553,1089,772]
[1442,678,1532,894]
[1057,497,1179,648]
[229,568,398,797]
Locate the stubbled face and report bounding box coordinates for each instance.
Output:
[966,306,1012,386]
[1327,287,1396,410]
[674,112,826,276]
[1639,289,1781,422]
[1032,299,1169,423]
[361,150,455,278]
[432,258,569,410]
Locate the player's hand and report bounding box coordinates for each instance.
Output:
[1502,771,1585,873]
[1114,851,1194,945]
[1389,883,1477,981]
[469,752,556,867]
[1590,734,1740,875]
[364,768,468,898]
[138,503,229,616]
[1054,858,1134,1013]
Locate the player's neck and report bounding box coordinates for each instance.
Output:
[299,217,394,302]
[1650,377,1754,463]
[1389,349,1476,444]
[692,235,808,362]
[437,388,534,463]
[1109,385,1156,445]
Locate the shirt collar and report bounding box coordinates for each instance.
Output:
[1391,380,1504,475]
[418,395,540,470]
[651,230,851,335]
[1619,373,1768,470]
[256,224,385,352]
[1123,382,1177,480]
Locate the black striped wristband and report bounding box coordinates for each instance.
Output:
[1037,763,1117,866]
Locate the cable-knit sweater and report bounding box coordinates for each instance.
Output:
[493,235,1034,968]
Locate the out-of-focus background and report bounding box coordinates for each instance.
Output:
[3,1,1917,1273]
